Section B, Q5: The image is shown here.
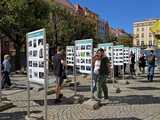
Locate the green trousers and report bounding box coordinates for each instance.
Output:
[97,75,108,99]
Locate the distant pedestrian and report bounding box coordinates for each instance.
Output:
[129,51,136,78]
[1,54,12,89]
[92,50,101,98]
[52,47,66,103]
[138,53,146,73]
[147,50,156,82]
[97,48,110,100]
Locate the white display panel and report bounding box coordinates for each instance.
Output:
[113,45,124,65]
[124,47,130,64]
[129,47,141,62]
[66,46,74,66]
[75,39,93,74]
[98,43,113,62]
[27,29,46,84]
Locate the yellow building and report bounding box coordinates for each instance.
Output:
[133,19,160,48]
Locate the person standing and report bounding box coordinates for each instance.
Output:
[129,51,136,78]
[139,53,146,73]
[52,47,66,103]
[92,51,101,98]
[2,55,12,89]
[97,48,110,100]
[147,50,156,82]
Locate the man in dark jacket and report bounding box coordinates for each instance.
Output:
[52,47,66,103]
[97,48,110,99]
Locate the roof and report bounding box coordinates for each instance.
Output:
[54,0,75,10]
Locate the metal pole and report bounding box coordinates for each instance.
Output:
[26,34,30,118]
[91,43,94,99]
[112,44,115,87]
[0,39,2,103]
[44,30,48,120]
[73,45,77,96]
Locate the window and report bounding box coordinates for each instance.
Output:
[142,28,144,31]
[141,33,144,38]
[137,40,139,46]
[149,41,152,46]
[141,41,144,46]
[137,34,139,38]
[136,28,139,32]
[149,33,152,37]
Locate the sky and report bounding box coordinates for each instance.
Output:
[70,0,160,33]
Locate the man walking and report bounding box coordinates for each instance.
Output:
[97,48,110,100]
[52,47,66,103]
[147,50,156,82]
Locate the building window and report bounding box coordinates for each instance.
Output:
[141,33,144,38]
[137,28,139,32]
[136,40,139,46]
[141,28,144,31]
[149,40,152,46]
[137,34,139,38]
[141,41,144,46]
[149,33,152,37]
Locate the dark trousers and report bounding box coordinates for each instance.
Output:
[130,64,135,76]
[1,71,11,89]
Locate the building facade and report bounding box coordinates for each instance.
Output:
[133,19,160,48]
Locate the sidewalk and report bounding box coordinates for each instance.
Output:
[0,69,160,120]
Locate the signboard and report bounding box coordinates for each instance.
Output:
[124,47,130,64]
[75,39,93,74]
[98,43,113,61]
[66,46,74,66]
[113,45,124,65]
[27,29,46,84]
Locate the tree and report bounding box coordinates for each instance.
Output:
[0,0,50,70]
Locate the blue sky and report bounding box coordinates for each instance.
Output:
[70,0,160,33]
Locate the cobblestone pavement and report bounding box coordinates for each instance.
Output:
[0,69,160,120]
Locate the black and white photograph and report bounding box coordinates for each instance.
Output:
[29,40,32,47]
[81,45,85,50]
[39,48,43,58]
[34,72,38,78]
[86,59,91,64]
[80,52,85,57]
[39,61,44,68]
[33,39,37,47]
[29,51,32,57]
[33,50,38,57]
[81,59,85,64]
[29,61,32,67]
[81,66,85,70]
[33,61,38,67]
[39,72,44,79]
[86,52,91,57]
[29,69,32,78]
[38,38,43,46]
[86,66,91,71]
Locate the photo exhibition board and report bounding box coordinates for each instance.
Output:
[98,43,113,63]
[113,45,124,65]
[75,39,93,74]
[66,46,74,66]
[27,29,46,84]
[124,47,130,64]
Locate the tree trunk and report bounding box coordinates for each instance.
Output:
[14,44,22,71]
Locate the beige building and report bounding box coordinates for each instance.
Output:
[133,19,160,48]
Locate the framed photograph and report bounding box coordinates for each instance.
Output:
[33,50,37,57]
[29,61,32,67]
[29,41,32,47]
[33,39,37,48]
[39,61,44,68]
[81,45,85,50]
[81,66,85,70]
[29,51,32,57]
[34,72,38,77]
[80,52,85,57]
[86,66,91,71]
[33,61,38,67]
[29,69,32,78]
[39,72,44,79]
[39,48,43,58]
[38,39,43,46]
[81,59,85,64]
[86,45,91,50]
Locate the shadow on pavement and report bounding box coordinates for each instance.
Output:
[80,117,142,120]
[138,80,160,83]
[0,110,41,120]
[128,86,160,90]
[108,95,160,105]
[69,85,91,92]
